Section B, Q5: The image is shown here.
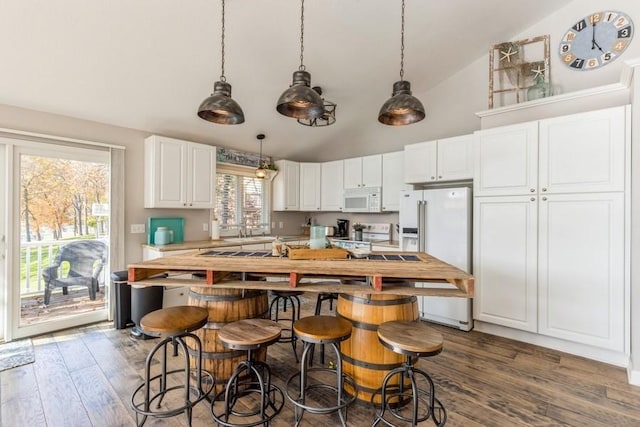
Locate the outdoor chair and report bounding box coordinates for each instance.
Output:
[42,240,108,305]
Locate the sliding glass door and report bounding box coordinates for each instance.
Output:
[10,142,111,339]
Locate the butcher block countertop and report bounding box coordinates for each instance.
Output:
[127,249,473,297]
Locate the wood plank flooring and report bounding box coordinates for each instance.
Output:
[1,293,639,426]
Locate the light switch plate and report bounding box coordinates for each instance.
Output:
[131,224,145,234]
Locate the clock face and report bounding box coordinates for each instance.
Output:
[559,11,634,70]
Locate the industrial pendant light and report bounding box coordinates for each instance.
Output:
[297,86,337,127]
[255,134,267,179]
[198,0,245,125]
[276,0,325,120]
[378,0,425,126]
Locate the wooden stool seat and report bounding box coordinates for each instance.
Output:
[218,318,282,350]
[293,315,352,343]
[377,320,444,357]
[140,306,208,336]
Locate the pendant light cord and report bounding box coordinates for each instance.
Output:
[220,0,226,82]
[299,0,306,71]
[399,0,405,81]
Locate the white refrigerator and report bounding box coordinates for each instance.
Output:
[399,187,473,331]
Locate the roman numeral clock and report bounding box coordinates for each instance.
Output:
[560,11,634,70]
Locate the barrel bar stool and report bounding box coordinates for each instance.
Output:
[269,290,304,362]
[286,315,357,427]
[372,320,446,427]
[210,318,285,427]
[131,306,214,427]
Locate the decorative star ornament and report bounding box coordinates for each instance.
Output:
[500,46,517,62]
[531,64,547,79]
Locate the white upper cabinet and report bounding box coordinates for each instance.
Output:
[404,134,473,184]
[320,160,344,211]
[344,154,382,188]
[538,106,626,194]
[272,160,300,211]
[299,162,321,211]
[404,140,437,183]
[144,135,216,209]
[474,122,538,196]
[437,135,474,181]
[382,151,411,212]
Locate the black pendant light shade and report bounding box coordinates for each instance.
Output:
[277,71,325,119]
[379,0,425,126]
[198,81,245,125]
[198,0,244,125]
[378,80,425,125]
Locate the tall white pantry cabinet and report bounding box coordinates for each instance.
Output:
[473,106,629,353]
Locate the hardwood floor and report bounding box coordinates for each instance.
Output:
[1,293,639,426]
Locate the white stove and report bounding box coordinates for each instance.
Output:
[355,223,392,243]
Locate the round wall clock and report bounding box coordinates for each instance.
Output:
[559,11,634,70]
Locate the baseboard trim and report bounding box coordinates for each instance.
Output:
[628,361,640,386]
[474,321,629,368]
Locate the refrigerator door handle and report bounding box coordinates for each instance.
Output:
[418,201,427,252]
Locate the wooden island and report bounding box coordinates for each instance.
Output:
[127,248,474,403]
[127,248,473,296]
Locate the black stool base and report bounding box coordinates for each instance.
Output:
[371,361,446,427]
[211,358,284,427]
[131,333,213,427]
[285,342,357,427]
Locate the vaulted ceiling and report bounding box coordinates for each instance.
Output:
[0,0,571,161]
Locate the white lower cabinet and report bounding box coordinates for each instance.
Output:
[474,192,626,351]
[473,196,538,332]
[537,192,625,351]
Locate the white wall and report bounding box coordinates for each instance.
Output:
[406,0,640,144]
[0,104,212,266]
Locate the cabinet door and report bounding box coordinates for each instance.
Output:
[299,162,321,211]
[144,136,188,208]
[437,134,473,181]
[539,106,627,194]
[187,143,216,208]
[272,160,300,211]
[362,154,382,188]
[343,157,362,188]
[382,151,410,212]
[321,160,344,211]
[473,196,538,332]
[404,140,437,184]
[537,192,625,351]
[474,122,538,196]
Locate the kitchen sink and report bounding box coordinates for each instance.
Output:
[223,236,274,243]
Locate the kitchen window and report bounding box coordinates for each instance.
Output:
[214,164,270,236]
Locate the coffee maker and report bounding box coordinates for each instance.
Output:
[336,219,349,238]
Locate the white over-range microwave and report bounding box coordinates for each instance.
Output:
[343,187,382,213]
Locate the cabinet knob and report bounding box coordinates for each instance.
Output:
[530,188,535,193]
[438,176,442,179]
[530,197,536,201]
[431,176,435,180]
[542,188,547,192]
[542,197,547,201]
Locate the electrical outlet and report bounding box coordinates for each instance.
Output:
[271,222,276,229]
[131,224,145,234]
[279,221,284,229]
[203,223,209,231]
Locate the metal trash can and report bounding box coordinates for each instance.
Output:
[111,270,163,339]
[112,271,133,329]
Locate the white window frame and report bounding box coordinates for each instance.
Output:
[215,164,271,237]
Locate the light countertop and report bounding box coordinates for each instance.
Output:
[143,235,399,252]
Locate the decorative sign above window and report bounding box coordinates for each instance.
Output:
[216,146,272,168]
[488,35,551,109]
